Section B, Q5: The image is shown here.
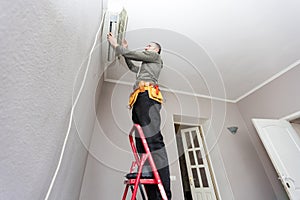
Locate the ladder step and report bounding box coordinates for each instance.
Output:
[126,172,154,179]
[124,179,158,185]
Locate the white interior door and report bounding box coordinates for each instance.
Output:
[181,127,217,200]
[252,119,300,200]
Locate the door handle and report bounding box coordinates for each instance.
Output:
[280,175,300,190]
[284,177,300,190]
[189,177,193,186]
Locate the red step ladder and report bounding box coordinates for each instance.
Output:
[122,124,168,200]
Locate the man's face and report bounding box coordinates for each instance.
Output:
[145,43,157,52]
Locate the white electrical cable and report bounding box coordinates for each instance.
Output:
[44,11,106,200]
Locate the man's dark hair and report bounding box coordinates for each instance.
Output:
[152,42,161,54]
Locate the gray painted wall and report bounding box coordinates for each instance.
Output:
[0,0,104,199]
[237,65,300,199]
[80,80,277,199]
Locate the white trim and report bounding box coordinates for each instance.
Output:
[199,125,223,200]
[173,121,204,127]
[235,60,300,102]
[213,135,235,200]
[104,78,236,103]
[281,111,300,121]
[105,59,300,103]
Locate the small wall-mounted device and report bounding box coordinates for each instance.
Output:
[227,126,238,134]
[107,14,118,61]
[103,9,128,62]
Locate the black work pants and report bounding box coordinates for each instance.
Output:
[132,91,171,200]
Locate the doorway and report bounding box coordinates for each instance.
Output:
[174,124,218,200]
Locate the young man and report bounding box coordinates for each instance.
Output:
[107,33,172,200]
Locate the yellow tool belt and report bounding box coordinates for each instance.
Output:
[129,83,163,109]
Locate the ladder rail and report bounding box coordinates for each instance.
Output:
[123,124,168,200]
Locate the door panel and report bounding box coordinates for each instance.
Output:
[181,127,217,200]
[252,119,300,200]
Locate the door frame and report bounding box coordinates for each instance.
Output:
[174,122,220,200]
[282,110,300,136]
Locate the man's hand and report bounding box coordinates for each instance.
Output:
[107,32,118,48]
[122,39,128,48]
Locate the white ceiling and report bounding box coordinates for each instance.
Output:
[106,0,300,102]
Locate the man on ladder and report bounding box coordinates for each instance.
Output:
[107,32,172,200]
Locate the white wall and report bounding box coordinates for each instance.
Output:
[0,0,105,199]
[80,81,276,199]
[237,65,300,200]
